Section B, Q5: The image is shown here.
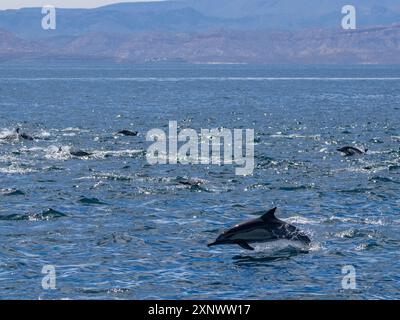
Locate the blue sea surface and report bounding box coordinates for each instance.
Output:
[0,63,399,299]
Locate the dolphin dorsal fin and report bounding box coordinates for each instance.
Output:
[260,207,277,222]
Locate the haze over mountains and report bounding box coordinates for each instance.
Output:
[1,0,400,63]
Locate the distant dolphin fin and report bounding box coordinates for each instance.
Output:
[236,240,254,251]
[260,207,277,222]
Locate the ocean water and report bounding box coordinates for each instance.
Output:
[0,63,399,299]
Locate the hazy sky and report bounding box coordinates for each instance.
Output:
[0,0,162,10]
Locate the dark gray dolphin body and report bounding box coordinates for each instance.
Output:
[177,177,203,187]
[16,128,34,141]
[208,208,311,251]
[70,150,92,157]
[59,147,92,157]
[118,130,138,136]
[337,146,367,156]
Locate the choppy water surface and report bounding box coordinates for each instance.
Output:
[0,64,399,299]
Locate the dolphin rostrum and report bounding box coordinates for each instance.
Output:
[337,146,367,156]
[208,207,311,251]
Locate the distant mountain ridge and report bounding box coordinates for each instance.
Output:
[1,0,400,38]
[2,24,400,64]
[0,1,400,64]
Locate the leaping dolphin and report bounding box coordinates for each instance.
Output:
[337,146,367,156]
[208,207,311,251]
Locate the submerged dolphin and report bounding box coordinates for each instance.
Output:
[59,147,92,157]
[337,146,367,156]
[1,128,33,141]
[0,132,16,141]
[208,208,311,251]
[118,130,138,136]
[70,150,92,157]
